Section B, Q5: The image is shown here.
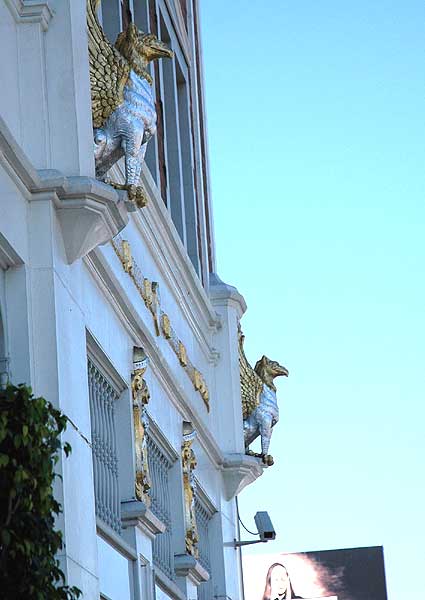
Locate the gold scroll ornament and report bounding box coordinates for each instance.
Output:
[112,237,210,410]
[182,421,199,557]
[132,347,151,505]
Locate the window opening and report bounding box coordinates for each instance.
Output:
[146,431,175,580]
[88,357,122,533]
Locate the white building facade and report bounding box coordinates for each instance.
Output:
[0,1,265,598]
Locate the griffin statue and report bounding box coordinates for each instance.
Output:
[239,327,288,465]
[87,0,173,206]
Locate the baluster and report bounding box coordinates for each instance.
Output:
[104,380,114,529]
[89,362,100,519]
[98,372,108,525]
[110,386,120,531]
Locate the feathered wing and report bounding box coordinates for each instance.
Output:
[239,327,263,419]
[87,0,130,128]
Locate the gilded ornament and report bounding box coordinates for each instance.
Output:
[121,240,133,273]
[182,421,199,557]
[193,370,209,409]
[131,347,151,504]
[161,313,172,339]
[149,282,161,337]
[178,342,188,367]
[239,325,288,465]
[193,369,202,391]
[143,278,153,306]
[87,0,173,206]
[112,233,211,407]
[200,385,209,406]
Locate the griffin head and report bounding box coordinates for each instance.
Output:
[254,356,289,391]
[115,23,173,82]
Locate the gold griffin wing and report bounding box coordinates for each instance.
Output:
[87,0,130,128]
[239,326,263,419]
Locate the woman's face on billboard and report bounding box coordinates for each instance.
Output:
[270,565,290,597]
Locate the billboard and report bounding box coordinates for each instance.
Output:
[242,545,387,600]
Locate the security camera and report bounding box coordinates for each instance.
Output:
[254,511,276,542]
[234,510,276,547]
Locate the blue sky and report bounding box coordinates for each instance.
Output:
[200,2,424,598]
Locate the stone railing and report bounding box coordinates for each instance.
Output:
[146,432,175,581]
[88,357,121,534]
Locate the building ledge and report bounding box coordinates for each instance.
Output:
[96,518,137,561]
[5,0,54,31]
[35,170,129,264]
[0,116,130,265]
[222,453,265,500]
[174,553,209,586]
[155,567,186,600]
[121,499,166,540]
[209,272,247,317]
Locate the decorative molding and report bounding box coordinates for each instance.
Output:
[174,553,209,586]
[146,414,178,466]
[155,568,186,600]
[112,159,219,338]
[209,272,247,317]
[0,233,24,270]
[5,0,54,31]
[86,329,128,394]
[182,422,199,557]
[84,249,224,469]
[37,171,129,264]
[0,117,130,264]
[0,116,40,193]
[96,518,137,561]
[221,453,265,500]
[193,479,217,518]
[121,499,165,541]
[112,235,210,410]
[131,347,152,505]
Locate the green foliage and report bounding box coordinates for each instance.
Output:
[0,384,81,599]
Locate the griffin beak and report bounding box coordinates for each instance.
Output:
[278,366,289,378]
[151,40,174,59]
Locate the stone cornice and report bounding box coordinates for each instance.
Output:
[0,116,129,264]
[174,553,209,585]
[121,500,166,541]
[5,0,54,31]
[36,170,129,263]
[209,273,247,317]
[221,453,265,500]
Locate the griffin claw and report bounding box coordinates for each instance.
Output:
[104,180,148,208]
[127,184,148,208]
[246,450,274,466]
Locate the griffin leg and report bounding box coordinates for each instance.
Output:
[122,135,148,207]
[259,414,273,457]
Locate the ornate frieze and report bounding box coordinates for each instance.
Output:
[112,235,210,410]
[239,325,289,465]
[132,347,151,505]
[182,421,199,558]
[178,342,188,367]
[121,240,133,273]
[161,313,172,339]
